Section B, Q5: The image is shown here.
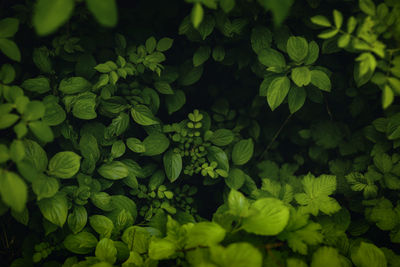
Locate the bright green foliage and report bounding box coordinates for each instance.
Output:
[1,0,400,266]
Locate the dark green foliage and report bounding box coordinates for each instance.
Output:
[0,0,400,266]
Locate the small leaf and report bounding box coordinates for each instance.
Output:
[126,138,145,153]
[382,85,394,109]
[191,3,204,28]
[154,81,174,94]
[98,161,129,180]
[291,67,311,87]
[359,0,376,16]
[288,86,306,113]
[157,37,174,52]
[0,18,19,38]
[310,15,331,27]
[333,10,343,29]
[131,105,159,126]
[0,38,21,62]
[68,206,87,234]
[193,46,211,66]
[287,36,308,62]
[228,189,249,217]
[166,90,186,114]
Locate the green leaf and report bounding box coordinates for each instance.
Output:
[148,239,176,260]
[359,0,376,16]
[209,129,235,146]
[131,105,159,126]
[0,38,21,62]
[220,0,235,13]
[42,99,66,126]
[207,146,229,172]
[373,153,392,173]
[291,67,311,87]
[258,48,286,68]
[21,77,51,94]
[251,26,272,54]
[295,174,340,216]
[191,3,204,29]
[0,18,19,38]
[163,149,182,183]
[28,121,54,143]
[157,37,174,52]
[32,174,59,200]
[48,151,81,179]
[351,242,386,267]
[23,101,45,121]
[33,0,75,35]
[225,168,246,190]
[59,77,91,94]
[232,139,254,166]
[267,76,291,111]
[186,222,225,247]
[311,247,343,267]
[38,193,68,227]
[9,139,25,162]
[212,45,225,62]
[318,28,339,39]
[111,140,126,158]
[310,70,331,92]
[33,47,53,74]
[382,85,394,109]
[228,189,249,217]
[126,138,145,153]
[0,114,19,130]
[68,206,87,234]
[86,0,117,27]
[122,226,151,253]
[0,64,16,84]
[24,139,48,172]
[304,41,319,65]
[310,15,331,27]
[0,171,27,212]
[166,90,186,115]
[242,198,290,235]
[210,242,262,267]
[90,215,114,238]
[143,37,156,54]
[142,133,170,156]
[287,36,308,62]
[64,231,98,254]
[96,238,117,264]
[333,10,343,29]
[288,86,306,113]
[98,161,129,180]
[193,46,211,66]
[257,0,293,26]
[154,81,174,95]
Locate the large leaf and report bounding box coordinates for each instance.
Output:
[48,151,81,179]
[163,149,182,182]
[267,76,291,110]
[33,0,75,35]
[86,0,118,27]
[0,171,27,212]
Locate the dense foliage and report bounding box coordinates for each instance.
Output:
[1,0,400,266]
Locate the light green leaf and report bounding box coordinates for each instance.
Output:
[382,85,394,109]
[232,139,254,165]
[0,18,19,38]
[0,171,27,212]
[267,76,291,110]
[48,151,81,179]
[145,37,157,53]
[228,189,249,217]
[359,0,376,16]
[98,161,129,180]
[90,215,114,238]
[163,149,182,183]
[207,146,229,172]
[86,0,117,27]
[33,0,75,35]
[23,101,45,121]
[9,139,25,162]
[68,206,87,234]
[38,193,68,227]
[311,247,343,267]
[111,140,126,158]
[32,174,59,200]
[126,138,145,153]
[258,48,286,68]
[142,133,170,156]
[333,10,343,29]
[191,3,204,29]
[351,242,386,267]
[0,38,21,62]
[288,86,306,113]
[148,239,177,260]
[310,70,331,92]
[291,66,311,87]
[310,15,331,27]
[131,105,159,126]
[304,41,319,65]
[96,238,117,264]
[64,231,98,254]
[287,36,308,62]
[242,197,289,235]
[186,222,225,247]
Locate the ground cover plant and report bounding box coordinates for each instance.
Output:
[0,0,400,266]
